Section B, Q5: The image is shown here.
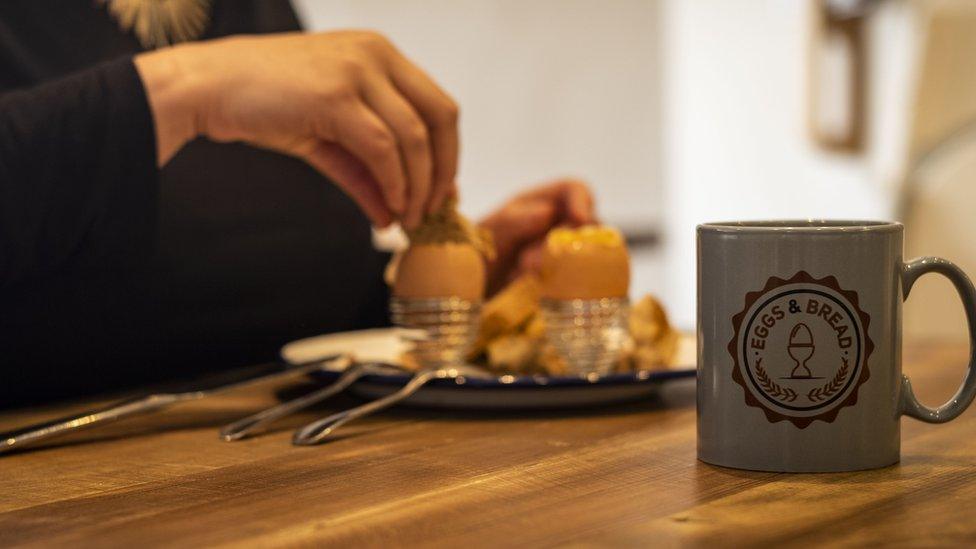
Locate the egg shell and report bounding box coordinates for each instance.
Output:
[540,239,630,300]
[393,242,485,301]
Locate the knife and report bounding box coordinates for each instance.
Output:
[0,355,342,455]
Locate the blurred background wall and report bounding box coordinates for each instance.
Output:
[660,0,916,328]
[295,0,976,339]
[294,0,663,231]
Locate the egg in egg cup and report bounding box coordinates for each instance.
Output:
[389,201,493,369]
[539,225,631,375]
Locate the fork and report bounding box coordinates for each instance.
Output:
[292,366,476,446]
[219,358,407,441]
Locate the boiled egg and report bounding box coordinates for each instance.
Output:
[540,225,630,300]
[393,241,486,301]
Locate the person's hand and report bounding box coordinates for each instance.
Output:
[478,179,597,294]
[134,31,459,229]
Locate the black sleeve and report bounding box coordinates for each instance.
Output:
[0,57,157,288]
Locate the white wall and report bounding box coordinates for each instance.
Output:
[294,0,663,231]
[660,0,916,328]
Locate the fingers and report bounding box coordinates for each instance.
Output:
[479,179,596,253]
[519,179,596,225]
[362,79,433,229]
[563,180,596,224]
[503,200,558,243]
[477,179,597,295]
[326,101,408,218]
[480,201,555,296]
[387,55,460,213]
[481,199,557,260]
[517,242,546,275]
[301,141,395,228]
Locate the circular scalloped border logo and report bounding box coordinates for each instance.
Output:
[727,271,873,428]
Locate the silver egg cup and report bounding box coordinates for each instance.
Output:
[541,297,630,376]
[390,297,482,369]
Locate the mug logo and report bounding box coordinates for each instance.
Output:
[728,271,873,428]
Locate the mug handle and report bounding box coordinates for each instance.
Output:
[900,257,976,422]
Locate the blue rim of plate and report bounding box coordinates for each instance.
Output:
[308,366,696,390]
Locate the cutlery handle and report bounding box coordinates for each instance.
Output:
[292,369,441,446]
[219,360,364,441]
[0,394,182,455]
[0,357,341,456]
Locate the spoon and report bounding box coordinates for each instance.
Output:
[292,365,485,446]
[219,358,407,441]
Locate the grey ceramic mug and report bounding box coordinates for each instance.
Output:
[697,220,976,472]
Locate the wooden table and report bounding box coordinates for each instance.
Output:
[1,341,975,547]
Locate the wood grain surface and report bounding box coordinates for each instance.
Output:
[1,340,974,547]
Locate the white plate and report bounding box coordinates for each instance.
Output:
[281,328,697,410]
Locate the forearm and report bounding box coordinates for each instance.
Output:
[0,58,157,287]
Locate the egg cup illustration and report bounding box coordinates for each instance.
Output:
[787,322,815,379]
